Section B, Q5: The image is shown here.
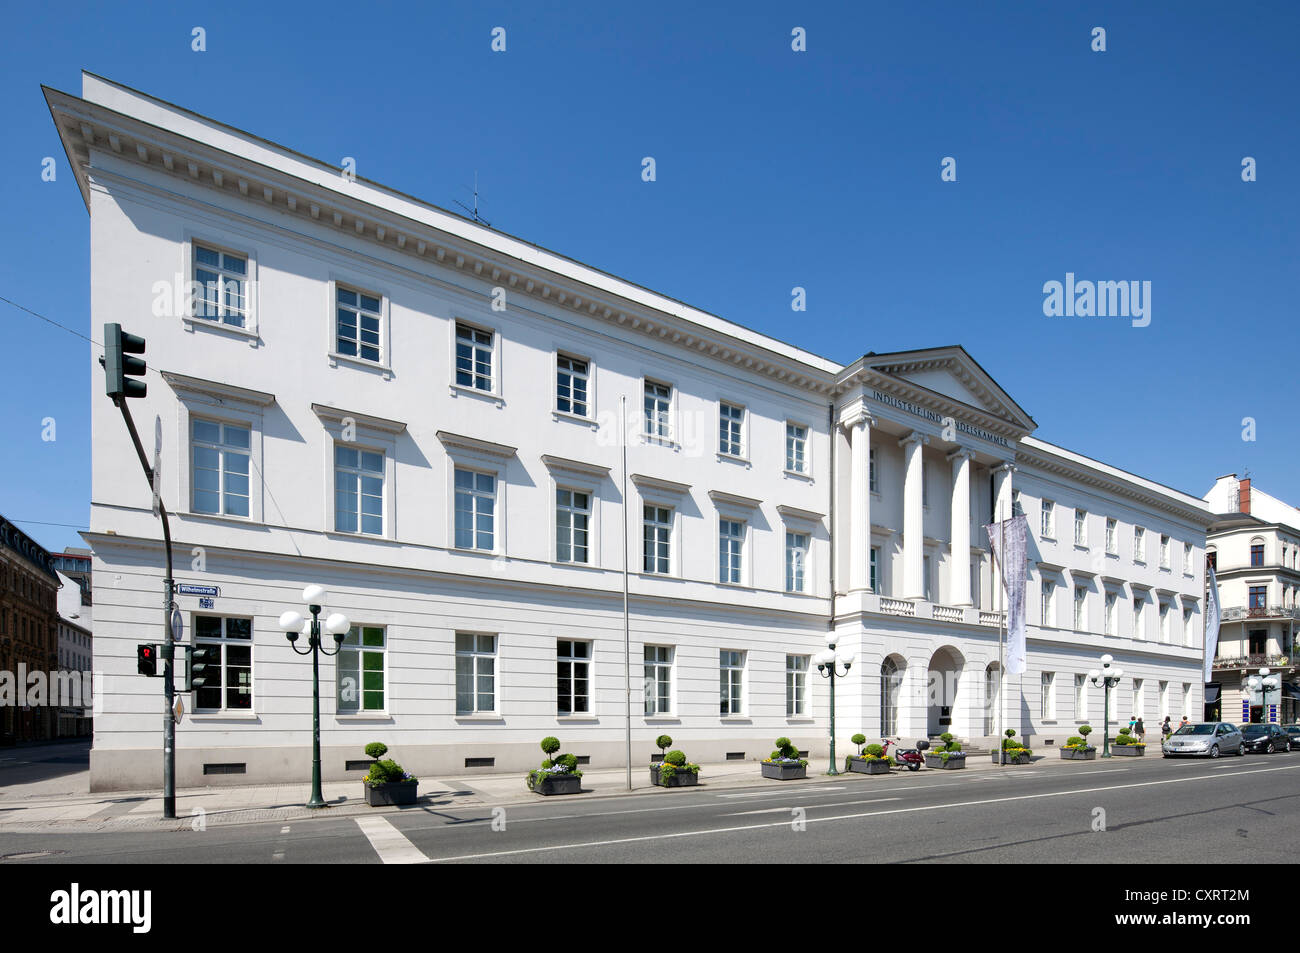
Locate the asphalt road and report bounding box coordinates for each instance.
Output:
[1,751,1297,864]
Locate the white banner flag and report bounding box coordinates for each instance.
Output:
[1204,565,1221,684]
[985,514,1030,675]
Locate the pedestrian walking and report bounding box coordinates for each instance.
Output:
[1135,717,1145,742]
[1162,715,1171,740]
[1180,715,1189,729]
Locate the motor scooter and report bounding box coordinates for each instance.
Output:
[882,738,929,771]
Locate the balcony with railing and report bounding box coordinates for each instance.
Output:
[1212,653,1294,672]
[1221,605,1300,622]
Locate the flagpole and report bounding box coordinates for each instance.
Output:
[998,503,1006,766]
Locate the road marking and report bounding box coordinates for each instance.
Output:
[426,763,1300,863]
[280,826,291,833]
[355,816,429,865]
[723,797,899,817]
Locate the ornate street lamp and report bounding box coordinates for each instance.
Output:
[1245,667,1280,723]
[816,632,856,776]
[1088,654,1124,758]
[278,584,351,809]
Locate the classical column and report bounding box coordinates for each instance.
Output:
[949,448,973,606]
[900,432,929,600]
[846,412,873,592]
[991,462,1016,611]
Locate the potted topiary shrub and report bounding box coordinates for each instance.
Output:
[652,734,674,763]
[1060,724,1097,760]
[650,747,701,787]
[924,733,967,769]
[1112,726,1146,756]
[846,735,892,775]
[761,737,808,780]
[993,728,1032,765]
[362,742,419,806]
[526,736,584,795]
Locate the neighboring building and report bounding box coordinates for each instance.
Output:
[1203,475,1300,724]
[47,73,1212,790]
[55,570,94,737]
[0,516,60,744]
[52,547,93,606]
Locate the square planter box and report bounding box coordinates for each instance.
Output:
[762,762,808,780]
[364,781,419,806]
[1111,745,1145,757]
[649,765,700,787]
[925,754,966,769]
[992,751,1031,765]
[1059,748,1097,761]
[529,773,583,795]
[847,757,891,775]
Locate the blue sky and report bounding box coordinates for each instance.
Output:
[2,1,1297,553]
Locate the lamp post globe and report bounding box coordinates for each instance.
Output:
[283,584,348,809]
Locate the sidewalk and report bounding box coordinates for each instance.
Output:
[0,748,1114,834]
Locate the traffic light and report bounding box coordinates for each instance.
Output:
[187,644,219,692]
[137,643,157,676]
[101,323,147,399]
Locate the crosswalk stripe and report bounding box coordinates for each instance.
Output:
[354,816,428,864]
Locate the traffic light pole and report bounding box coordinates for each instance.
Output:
[113,396,177,820]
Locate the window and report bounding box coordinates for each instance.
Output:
[644,645,672,715]
[644,380,672,440]
[1159,680,1170,717]
[786,423,808,474]
[719,403,744,457]
[1183,542,1193,573]
[557,640,591,715]
[555,488,590,564]
[1041,500,1055,538]
[337,625,385,713]
[1133,596,1144,639]
[1076,673,1087,721]
[334,445,384,535]
[1249,585,1267,610]
[1132,678,1144,718]
[1041,671,1056,719]
[336,286,382,363]
[1250,541,1265,567]
[1183,607,1194,647]
[924,554,933,601]
[1207,549,1217,572]
[643,505,673,574]
[786,655,808,716]
[455,323,494,391]
[193,615,252,711]
[192,420,250,517]
[922,463,930,508]
[555,355,589,417]
[1106,518,1117,554]
[1160,602,1171,642]
[1041,580,1054,627]
[1160,535,1170,569]
[870,546,880,593]
[785,531,809,593]
[1074,586,1087,631]
[1074,509,1087,546]
[720,650,745,715]
[869,448,878,493]
[1012,489,1022,517]
[454,468,496,551]
[455,633,496,714]
[719,519,745,585]
[1134,526,1146,562]
[193,244,247,327]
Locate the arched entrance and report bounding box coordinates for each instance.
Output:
[927,646,965,737]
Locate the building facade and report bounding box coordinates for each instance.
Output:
[48,74,1212,790]
[0,516,61,745]
[1203,475,1299,724]
[55,570,94,737]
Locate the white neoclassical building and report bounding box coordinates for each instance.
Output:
[47,73,1212,790]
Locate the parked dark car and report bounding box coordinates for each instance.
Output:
[1240,724,1292,753]
[1284,725,1300,749]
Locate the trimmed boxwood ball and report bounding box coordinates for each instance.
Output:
[1005,729,1016,739]
[541,736,561,757]
[665,750,687,766]
[656,735,673,753]
[864,743,884,758]
[365,742,388,760]
[556,753,578,771]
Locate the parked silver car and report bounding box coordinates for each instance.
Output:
[1161,722,1244,758]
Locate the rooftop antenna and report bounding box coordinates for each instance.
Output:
[454,171,492,227]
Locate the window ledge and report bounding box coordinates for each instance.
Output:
[1074,543,1090,552]
[641,435,679,450]
[720,716,752,723]
[557,715,599,723]
[785,717,815,724]
[783,468,813,482]
[449,382,503,406]
[454,714,505,723]
[329,351,392,378]
[326,530,394,544]
[334,713,394,722]
[552,409,597,428]
[643,716,680,724]
[182,315,259,345]
[716,452,751,467]
[180,510,258,528]
[189,713,260,721]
